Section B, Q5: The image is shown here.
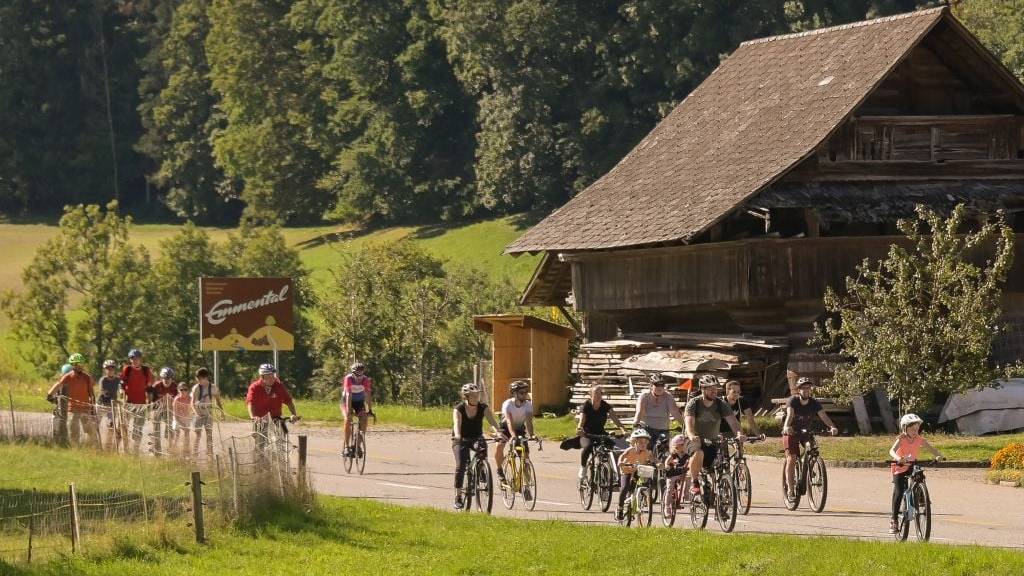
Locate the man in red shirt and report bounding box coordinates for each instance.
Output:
[120,348,154,454]
[246,363,299,451]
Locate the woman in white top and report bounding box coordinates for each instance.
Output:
[495,380,536,480]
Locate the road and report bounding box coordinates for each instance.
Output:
[7,411,1023,548]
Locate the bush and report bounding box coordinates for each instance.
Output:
[987,442,1024,487]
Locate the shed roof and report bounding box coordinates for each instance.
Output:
[506,7,1022,254]
[473,314,577,340]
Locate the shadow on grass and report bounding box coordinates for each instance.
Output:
[235,498,389,552]
[293,226,380,250]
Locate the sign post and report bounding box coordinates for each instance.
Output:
[199,277,296,387]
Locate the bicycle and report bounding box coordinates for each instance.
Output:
[660,463,690,527]
[500,435,543,511]
[725,434,766,515]
[637,422,672,504]
[253,414,298,466]
[782,428,828,513]
[692,436,738,532]
[461,438,495,514]
[618,464,656,527]
[888,459,936,542]
[579,433,621,512]
[343,410,375,474]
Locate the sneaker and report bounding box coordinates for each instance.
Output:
[889,519,899,534]
[454,494,465,510]
[523,488,532,501]
[578,468,584,480]
[614,508,624,522]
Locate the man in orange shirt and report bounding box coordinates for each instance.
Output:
[47,353,97,445]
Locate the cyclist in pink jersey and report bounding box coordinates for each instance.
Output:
[342,362,374,457]
[888,413,943,533]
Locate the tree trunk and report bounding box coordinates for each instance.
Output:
[95,8,119,205]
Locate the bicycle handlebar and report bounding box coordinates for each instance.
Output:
[885,458,943,465]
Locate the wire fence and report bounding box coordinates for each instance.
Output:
[0,401,313,568]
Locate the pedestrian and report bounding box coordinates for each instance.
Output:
[172,382,192,459]
[150,367,178,456]
[47,354,97,446]
[120,349,154,454]
[97,359,122,450]
[46,364,74,445]
[191,367,222,461]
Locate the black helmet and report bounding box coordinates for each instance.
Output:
[797,377,814,387]
[648,373,665,385]
[509,380,530,393]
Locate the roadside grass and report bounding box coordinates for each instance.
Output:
[18,495,1024,576]
[742,431,1024,463]
[0,444,186,495]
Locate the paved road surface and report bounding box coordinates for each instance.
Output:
[9,411,1023,548]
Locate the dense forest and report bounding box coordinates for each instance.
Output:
[1,1,1021,226]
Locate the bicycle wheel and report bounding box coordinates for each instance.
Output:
[343,434,354,474]
[661,484,677,527]
[637,486,654,527]
[689,491,708,529]
[474,459,493,515]
[734,461,752,515]
[356,432,367,475]
[579,458,595,510]
[783,463,800,510]
[500,458,516,509]
[806,457,828,513]
[913,483,931,541]
[715,474,738,533]
[523,460,537,511]
[598,459,615,512]
[462,468,475,514]
[895,490,910,541]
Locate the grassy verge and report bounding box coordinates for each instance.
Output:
[0,444,186,493]
[742,431,1024,463]
[15,494,1024,575]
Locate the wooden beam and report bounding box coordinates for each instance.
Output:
[784,159,1024,182]
[873,388,898,433]
[852,395,873,435]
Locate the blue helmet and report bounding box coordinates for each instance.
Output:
[61,363,73,375]
[258,363,277,375]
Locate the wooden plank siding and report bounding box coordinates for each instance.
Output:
[563,235,1024,313]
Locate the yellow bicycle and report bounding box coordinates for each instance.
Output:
[500,435,542,510]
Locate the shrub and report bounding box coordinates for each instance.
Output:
[988,442,1024,487]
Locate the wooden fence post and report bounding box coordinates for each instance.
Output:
[8,389,16,438]
[190,471,205,544]
[229,443,239,516]
[27,488,36,564]
[68,483,80,554]
[297,435,307,489]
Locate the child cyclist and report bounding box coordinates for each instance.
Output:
[888,413,944,533]
[615,428,656,521]
[663,434,692,516]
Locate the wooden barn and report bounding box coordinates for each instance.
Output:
[506,7,1024,428]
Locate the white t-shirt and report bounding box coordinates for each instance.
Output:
[190,382,220,408]
[501,398,533,429]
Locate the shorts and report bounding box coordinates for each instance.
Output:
[193,411,214,430]
[499,422,527,441]
[686,440,718,469]
[783,433,811,456]
[173,415,191,432]
[347,399,367,416]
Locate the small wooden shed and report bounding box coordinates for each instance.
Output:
[473,314,576,412]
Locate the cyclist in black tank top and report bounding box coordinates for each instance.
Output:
[452,384,499,509]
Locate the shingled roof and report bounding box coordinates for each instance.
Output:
[506,7,950,254]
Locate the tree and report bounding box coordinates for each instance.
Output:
[206,0,331,224]
[954,0,1024,82]
[813,205,1019,411]
[137,0,238,222]
[0,203,153,374]
[143,222,229,378]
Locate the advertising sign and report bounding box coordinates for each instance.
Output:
[199,277,295,351]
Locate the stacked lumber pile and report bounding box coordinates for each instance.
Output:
[570,333,788,418]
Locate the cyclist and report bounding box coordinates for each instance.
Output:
[190,367,222,460]
[684,374,746,495]
[888,413,944,533]
[49,353,97,446]
[663,434,693,516]
[341,362,374,458]
[615,428,656,521]
[120,349,154,454]
[452,383,500,509]
[782,377,839,499]
[97,359,122,451]
[576,384,627,478]
[149,367,179,455]
[495,380,536,483]
[246,363,300,448]
[633,373,684,454]
[721,380,759,436]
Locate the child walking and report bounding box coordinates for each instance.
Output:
[888,413,944,533]
[172,382,193,459]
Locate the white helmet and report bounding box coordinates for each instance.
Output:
[899,413,923,430]
[629,428,651,441]
[460,383,479,395]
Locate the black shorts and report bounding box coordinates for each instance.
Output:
[686,440,718,469]
[347,399,367,416]
[499,422,527,442]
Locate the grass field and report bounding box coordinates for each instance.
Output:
[742,431,1024,463]
[12,491,1024,575]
